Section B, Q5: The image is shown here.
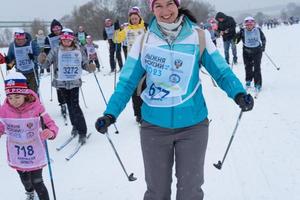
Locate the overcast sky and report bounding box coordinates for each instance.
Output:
[0,0,299,21]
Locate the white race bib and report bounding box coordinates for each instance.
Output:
[2,117,47,169]
[141,44,199,107]
[57,49,82,81]
[14,43,35,71]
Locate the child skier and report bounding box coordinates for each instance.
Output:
[85,35,101,72]
[0,72,58,200]
[236,16,266,92]
[75,25,88,46]
[39,28,96,144]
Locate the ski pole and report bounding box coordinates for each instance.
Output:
[32,67,40,95]
[80,87,88,108]
[97,54,105,69]
[50,66,53,101]
[105,132,137,181]
[40,116,57,200]
[214,110,243,170]
[264,52,280,71]
[0,65,5,81]
[93,72,119,134]
[114,44,118,90]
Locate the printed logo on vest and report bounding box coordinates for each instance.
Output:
[169,74,181,83]
[174,59,183,69]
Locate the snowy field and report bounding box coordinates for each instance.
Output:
[0,24,299,200]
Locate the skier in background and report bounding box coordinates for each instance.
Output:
[41,19,67,117]
[39,28,96,144]
[236,16,266,93]
[123,6,147,123]
[216,12,238,64]
[103,18,123,73]
[85,35,101,72]
[75,25,88,46]
[6,29,40,93]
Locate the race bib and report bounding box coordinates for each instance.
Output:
[2,117,47,169]
[49,35,60,49]
[57,49,82,81]
[85,45,97,60]
[14,43,35,71]
[141,44,198,107]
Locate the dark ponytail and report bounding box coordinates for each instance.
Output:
[178,8,198,23]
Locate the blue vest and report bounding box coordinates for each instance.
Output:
[105,26,115,40]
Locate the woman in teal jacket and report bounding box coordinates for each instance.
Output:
[96,0,254,199]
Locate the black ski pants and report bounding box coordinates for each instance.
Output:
[243,47,263,86]
[108,39,123,71]
[60,87,87,136]
[17,169,49,200]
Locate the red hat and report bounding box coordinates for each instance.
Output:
[4,72,29,95]
[14,29,26,39]
[60,28,75,41]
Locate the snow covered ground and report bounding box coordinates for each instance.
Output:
[0,24,299,200]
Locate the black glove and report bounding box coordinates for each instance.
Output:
[28,53,34,60]
[95,114,116,134]
[234,93,254,112]
[261,46,265,52]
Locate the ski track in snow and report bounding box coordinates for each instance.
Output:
[1,24,300,200]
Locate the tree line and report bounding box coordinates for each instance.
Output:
[1,0,300,47]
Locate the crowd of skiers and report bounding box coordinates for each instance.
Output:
[0,0,270,199]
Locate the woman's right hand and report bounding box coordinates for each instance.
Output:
[95,115,116,134]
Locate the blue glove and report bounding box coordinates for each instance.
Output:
[234,93,254,112]
[95,114,116,134]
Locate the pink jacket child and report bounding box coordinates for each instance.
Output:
[0,72,58,200]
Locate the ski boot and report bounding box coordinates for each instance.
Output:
[78,135,87,145]
[71,127,79,137]
[254,85,261,93]
[25,191,35,200]
[245,81,251,90]
[254,85,262,98]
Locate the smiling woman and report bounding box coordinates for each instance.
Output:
[95,0,253,199]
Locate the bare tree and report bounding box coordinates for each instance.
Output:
[58,0,215,39]
[182,0,215,23]
[0,28,13,47]
[29,18,48,38]
[113,0,139,23]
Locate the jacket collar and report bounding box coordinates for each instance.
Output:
[148,15,195,43]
